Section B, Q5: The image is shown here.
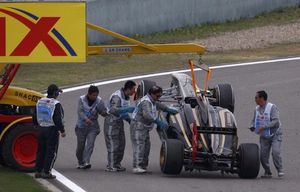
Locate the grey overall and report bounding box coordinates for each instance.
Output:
[104,89,131,168]
[251,103,283,174]
[130,95,167,169]
[75,95,107,165]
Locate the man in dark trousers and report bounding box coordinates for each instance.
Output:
[35,84,66,179]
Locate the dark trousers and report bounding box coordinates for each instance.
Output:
[35,126,59,174]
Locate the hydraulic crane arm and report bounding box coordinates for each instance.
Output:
[87,23,206,56]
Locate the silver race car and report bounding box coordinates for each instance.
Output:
[135,62,260,179]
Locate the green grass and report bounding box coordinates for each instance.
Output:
[9,6,300,91]
[105,6,300,44]
[0,167,48,192]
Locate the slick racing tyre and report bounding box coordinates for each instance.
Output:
[238,143,260,179]
[135,80,156,100]
[213,84,235,113]
[160,139,184,175]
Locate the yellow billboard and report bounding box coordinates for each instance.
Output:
[0,2,86,63]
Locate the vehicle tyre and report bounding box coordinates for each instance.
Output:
[2,124,38,172]
[0,152,5,166]
[213,84,235,113]
[135,80,156,99]
[160,139,184,175]
[238,143,260,179]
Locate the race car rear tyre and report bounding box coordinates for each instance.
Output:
[160,139,184,175]
[135,80,156,99]
[214,84,235,113]
[238,143,260,179]
[2,125,38,172]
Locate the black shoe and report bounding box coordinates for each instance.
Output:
[83,163,91,169]
[105,166,118,172]
[261,172,272,178]
[115,165,126,172]
[42,173,56,179]
[34,172,43,179]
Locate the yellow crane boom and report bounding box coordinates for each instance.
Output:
[86,23,205,56]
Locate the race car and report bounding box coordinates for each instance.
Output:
[135,61,260,179]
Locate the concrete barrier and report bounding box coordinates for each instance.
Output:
[87,0,300,43]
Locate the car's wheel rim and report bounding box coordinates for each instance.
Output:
[12,131,37,168]
[160,144,166,167]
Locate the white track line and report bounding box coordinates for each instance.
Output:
[52,169,86,192]
[53,56,300,192]
[62,56,300,93]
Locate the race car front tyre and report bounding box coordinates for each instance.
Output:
[160,139,184,175]
[213,84,235,113]
[238,143,260,179]
[135,80,157,100]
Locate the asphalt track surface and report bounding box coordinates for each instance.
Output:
[52,59,300,192]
